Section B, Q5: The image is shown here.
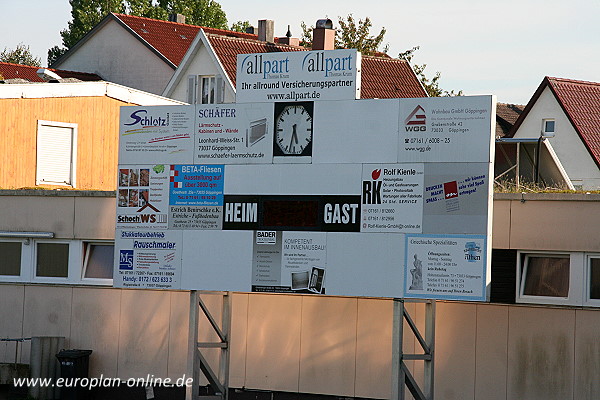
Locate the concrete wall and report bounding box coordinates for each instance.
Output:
[2,192,600,398]
[2,286,600,400]
[493,193,600,252]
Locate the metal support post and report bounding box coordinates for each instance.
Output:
[391,299,436,400]
[186,291,231,400]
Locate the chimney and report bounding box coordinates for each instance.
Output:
[278,25,300,47]
[245,26,257,35]
[258,19,275,43]
[168,13,186,24]
[312,18,335,50]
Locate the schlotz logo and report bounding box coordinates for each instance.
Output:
[404,105,426,132]
[124,110,169,127]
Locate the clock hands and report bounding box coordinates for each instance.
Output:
[289,123,299,152]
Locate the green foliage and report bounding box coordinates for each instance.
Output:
[230,20,251,33]
[49,0,228,65]
[336,14,388,55]
[299,21,312,48]
[300,15,387,55]
[158,0,227,29]
[47,46,67,66]
[399,46,462,97]
[61,0,125,50]
[0,43,42,67]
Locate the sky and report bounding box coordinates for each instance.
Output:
[1,0,600,104]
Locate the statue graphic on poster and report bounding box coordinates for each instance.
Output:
[409,254,423,290]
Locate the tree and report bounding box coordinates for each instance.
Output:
[300,15,388,56]
[49,0,228,65]
[230,20,251,33]
[336,14,388,55]
[399,46,462,97]
[161,0,227,29]
[1,43,42,67]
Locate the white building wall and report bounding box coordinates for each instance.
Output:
[513,86,600,189]
[55,19,175,95]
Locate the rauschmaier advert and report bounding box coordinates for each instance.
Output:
[235,49,361,103]
[115,230,182,290]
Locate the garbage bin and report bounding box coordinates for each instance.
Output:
[55,349,92,400]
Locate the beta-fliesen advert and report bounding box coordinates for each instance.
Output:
[114,230,182,290]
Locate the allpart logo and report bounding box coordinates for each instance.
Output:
[405,105,426,132]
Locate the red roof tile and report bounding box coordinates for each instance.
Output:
[113,13,258,67]
[496,103,524,138]
[206,34,305,87]
[360,56,426,99]
[0,62,101,82]
[547,77,600,167]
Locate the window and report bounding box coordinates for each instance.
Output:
[590,258,600,299]
[521,254,570,297]
[36,242,69,278]
[517,251,586,306]
[83,243,114,280]
[0,241,22,276]
[36,120,77,186]
[0,239,115,285]
[542,119,555,136]
[187,75,224,104]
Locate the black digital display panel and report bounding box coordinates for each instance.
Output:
[222,195,361,232]
[262,199,319,229]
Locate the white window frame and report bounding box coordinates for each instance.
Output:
[81,241,115,286]
[584,254,600,306]
[517,251,584,306]
[542,118,555,136]
[36,120,77,187]
[0,239,32,282]
[0,239,114,286]
[32,240,76,284]
[187,75,224,104]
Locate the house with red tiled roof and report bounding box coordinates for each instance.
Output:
[51,13,426,101]
[0,62,101,82]
[506,77,600,189]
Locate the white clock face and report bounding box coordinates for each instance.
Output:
[275,105,313,155]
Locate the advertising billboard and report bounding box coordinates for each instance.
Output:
[235,49,361,103]
[115,51,495,301]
